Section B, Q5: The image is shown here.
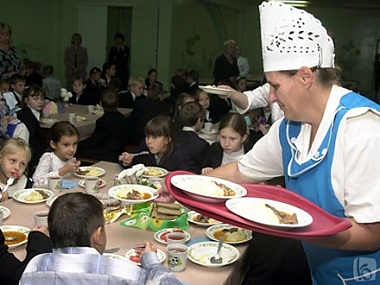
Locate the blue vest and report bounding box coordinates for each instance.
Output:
[280,92,380,284]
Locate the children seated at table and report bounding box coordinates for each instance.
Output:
[99,62,116,88]
[33,121,80,187]
[42,64,62,101]
[172,92,196,132]
[118,76,146,109]
[175,101,209,174]
[186,69,199,95]
[20,192,182,285]
[69,75,92,105]
[0,138,33,200]
[76,89,129,163]
[202,113,250,174]
[85,67,103,105]
[3,74,25,115]
[119,115,191,171]
[17,85,48,169]
[145,68,164,90]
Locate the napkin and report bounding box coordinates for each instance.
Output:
[61,179,78,189]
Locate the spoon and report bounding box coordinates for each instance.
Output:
[210,236,224,264]
[105,244,145,253]
[2,177,15,193]
[104,205,133,224]
[132,151,150,157]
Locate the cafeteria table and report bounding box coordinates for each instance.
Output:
[40,104,132,140]
[2,161,252,285]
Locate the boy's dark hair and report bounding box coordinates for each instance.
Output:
[48,192,104,249]
[42,65,54,77]
[147,82,163,100]
[179,101,204,127]
[100,89,118,112]
[89,67,101,75]
[187,69,199,82]
[9,74,26,86]
[72,75,86,85]
[49,121,80,144]
[109,77,122,91]
[114,32,124,41]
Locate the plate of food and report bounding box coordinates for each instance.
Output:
[225,197,313,229]
[78,179,106,188]
[0,205,11,219]
[74,166,106,178]
[201,128,218,135]
[187,211,222,227]
[108,184,158,204]
[13,188,54,204]
[199,85,229,96]
[170,174,247,202]
[40,118,59,126]
[125,248,166,266]
[142,167,168,178]
[0,225,30,249]
[206,224,252,244]
[103,253,127,261]
[153,228,191,244]
[187,241,239,268]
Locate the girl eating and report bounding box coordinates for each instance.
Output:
[0,138,32,200]
[33,121,80,187]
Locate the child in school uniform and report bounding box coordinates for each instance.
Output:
[76,89,129,162]
[175,101,210,174]
[42,64,62,101]
[69,75,92,105]
[119,115,191,171]
[3,74,25,115]
[17,85,48,169]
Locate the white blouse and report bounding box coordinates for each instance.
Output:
[32,152,67,187]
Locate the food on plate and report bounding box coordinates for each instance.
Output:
[116,187,151,200]
[151,203,182,220]
[24,190,49,202]
[76,167,103,177]
[160,229,184,242]
[129,254,141,263]
[3,231,27,246]
[187,180,236,197]
[192,214,219,224]
[213,227,248,243]
[265,203,298,224]
[143,167,166,177]
[214,182,235,196]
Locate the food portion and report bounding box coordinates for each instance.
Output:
[159,229,185,242]
[213,227,248,243]
[76,167,103,177]
[116,187,152,200]
[187,180,236,197]
[24,190,50,202]
[192,213,220,225]
[143,167,166,177]
[151,203,183,220]
[3,231,27,246]
[265,203,298,225]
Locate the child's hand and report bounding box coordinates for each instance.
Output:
[0,190,9,202]
[59,158,80,176]
[153,186,176,203]
[119,152,133,164]
[201,167,214,175]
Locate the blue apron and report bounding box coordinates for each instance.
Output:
[279,92,380,284]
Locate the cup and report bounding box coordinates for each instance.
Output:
[68,113,76,124]
[204,122,213,132]
[85,177,100,194]
[48,176,62,192]
[34,210,49,226]
[166,232,187,246]
[87,105,95,114]
[167,244,188,272]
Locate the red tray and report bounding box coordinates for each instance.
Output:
[166,171,352,240]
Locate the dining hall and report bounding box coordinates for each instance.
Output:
[1,0,380,284]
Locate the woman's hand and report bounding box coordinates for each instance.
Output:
[118,152,133,164]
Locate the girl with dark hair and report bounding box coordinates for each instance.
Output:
[119,115,191,171]
[99,62,116,88]
[108,32,130,89]
[33,121,80,187]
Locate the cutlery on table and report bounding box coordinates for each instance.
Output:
[105,244,145,253]
[2,177,15,193]
[210,236,224,264]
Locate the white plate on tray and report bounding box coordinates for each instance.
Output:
[125,248,166,266]
[0,205,11,219]
[74,166,106,178]
[225,197,313,229]
[78,179,106,188]
[206,224,252,244]
[0,225,30,249]
[103,253,127,261]
[142,166,168,178]
[108,184,158,204]
[153,228,191,244]
[170,174,247,202]
[199,85,229,95]
[187,211,222,227]
[13,188,53,204]
[187,241,239,268]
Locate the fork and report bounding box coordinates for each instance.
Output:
[132,151,150,157]
[2,177,15,193]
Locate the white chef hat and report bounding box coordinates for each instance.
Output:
[259,1,335,72]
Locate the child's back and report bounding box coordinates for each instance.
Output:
[42,65,62,101]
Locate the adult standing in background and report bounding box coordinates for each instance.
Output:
[235,45,250,77]
[0,22,21,80]
[108,33,130,89]
[212,39,239,85]
[64,33,88,90]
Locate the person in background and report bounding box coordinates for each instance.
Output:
[175,101,209,174]
[234,76,248,93]
[120,115,191,172]
[0,22,21,80]
[20,192,182,285]
[84,67,103,105]
[235,45,250,77]
[212,39,239,85]
[0,79,10,94]
[208,1,380,284]
[0,224,52,285]
[172,92,196,132]
[17,85,47,169]
[20,58,43,87]
[69,75,91,105]
[165,74,188,107]
[42,64,62,101]
[0,138,33,201]
[99,62,116,88]
[186,69,199,95]
[145,68,164,90]
[118,76,146,109]
[3,74,25,115]
[64,32,88,90]
[76,89,128,163]
[108,32,130,89]
[33,121,80,187]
